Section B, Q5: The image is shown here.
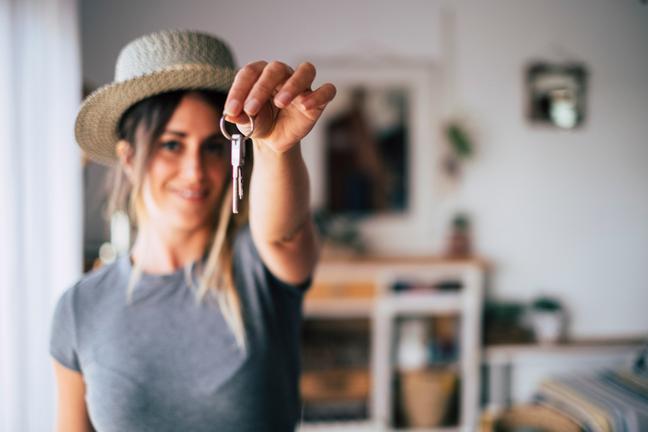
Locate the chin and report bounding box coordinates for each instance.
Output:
[157,206,209,231]
[169,218,212,234]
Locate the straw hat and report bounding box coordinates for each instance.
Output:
[75,29,237,166]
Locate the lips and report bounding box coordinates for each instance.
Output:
[170,187,209,202]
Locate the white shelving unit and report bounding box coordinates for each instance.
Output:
[299,258,485,432]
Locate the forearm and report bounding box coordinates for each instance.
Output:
[249,140,314,244]
[248,140,319,283]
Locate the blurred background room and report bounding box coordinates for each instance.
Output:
[1,0,647,431]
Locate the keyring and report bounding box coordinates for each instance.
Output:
[219,113,255,140]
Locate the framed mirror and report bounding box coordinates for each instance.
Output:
[526,61,588,130]
[302,60,442,255]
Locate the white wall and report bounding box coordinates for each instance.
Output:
[80,0,442,85]
[445,0,648,338]
[80,0,648,338]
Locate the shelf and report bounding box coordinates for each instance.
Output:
[392,428,461,432]
[484,338,646,364]
[318,254,489,268]
[378,292,462,315]
[298,422,461,432]
[304,291,464,318]
[297,420,378,431]
[304,299,374,318]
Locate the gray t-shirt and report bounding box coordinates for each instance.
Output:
[50,226,310,432]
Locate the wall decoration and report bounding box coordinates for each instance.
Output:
[302,60,441,255]
[323,85,408,215]
[441,119,474,180]
[525,62,588,129]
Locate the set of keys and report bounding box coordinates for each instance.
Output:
[219,114,255,214]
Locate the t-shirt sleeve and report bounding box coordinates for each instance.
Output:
[263,264,312,295]
[49,285,81,372]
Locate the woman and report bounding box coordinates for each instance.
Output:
[50,30,336,431]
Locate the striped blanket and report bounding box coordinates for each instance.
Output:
[534,366,648,432]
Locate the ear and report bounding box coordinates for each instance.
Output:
[115,140,135,180]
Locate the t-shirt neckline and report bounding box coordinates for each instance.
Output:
[118,254,200,283]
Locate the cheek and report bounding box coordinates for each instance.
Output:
[148,159,175,190]
[143,160,175,206]
[151,155,174,174]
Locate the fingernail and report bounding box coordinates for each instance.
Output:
[244,98,261,114]
[224,99,241,115]
[275,92,291,107]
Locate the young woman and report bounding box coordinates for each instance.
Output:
[50,30,335,431]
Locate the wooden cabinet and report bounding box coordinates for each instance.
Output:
[298,257,485,432]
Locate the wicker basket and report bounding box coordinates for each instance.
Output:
[399,368,457,427]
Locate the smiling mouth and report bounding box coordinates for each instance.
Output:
[171,188,209,202]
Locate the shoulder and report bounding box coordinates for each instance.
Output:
[53,257,129,323]
[50,257,130,369]
[50,258,127,372]
[78,256,127,290]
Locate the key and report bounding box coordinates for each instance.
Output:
[230,133,245,213]
[220,114,255,214]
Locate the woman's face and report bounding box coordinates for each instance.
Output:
[141,92,229,233]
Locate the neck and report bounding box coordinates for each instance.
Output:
[130,222,212,274]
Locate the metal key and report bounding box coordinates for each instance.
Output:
[220,114,255,214]
[230,133,245,213]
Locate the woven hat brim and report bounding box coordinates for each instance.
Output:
[75,64,236,166]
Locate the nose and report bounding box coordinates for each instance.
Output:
[180,146,205,182]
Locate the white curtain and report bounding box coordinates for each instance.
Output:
[0,0,82,430]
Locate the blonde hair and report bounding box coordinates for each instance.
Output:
[108,89,250,350]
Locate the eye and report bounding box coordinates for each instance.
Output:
[160,140,181,152]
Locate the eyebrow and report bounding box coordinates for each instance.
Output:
[164,130,187,137]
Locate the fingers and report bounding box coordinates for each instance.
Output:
[272,62,316,109]
[224,61,322,119]
[224,61,267,117]
[244,61,295,115]
[298,83,337,110]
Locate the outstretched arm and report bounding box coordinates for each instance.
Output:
[223,61,336,284]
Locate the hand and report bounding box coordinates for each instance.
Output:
[223,61,336,154]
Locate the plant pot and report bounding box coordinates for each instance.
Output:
[529,310,565,344]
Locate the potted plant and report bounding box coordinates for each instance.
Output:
[528,296,566,344]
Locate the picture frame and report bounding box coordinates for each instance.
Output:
[525,61,588,129]
[302,59,442,255]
